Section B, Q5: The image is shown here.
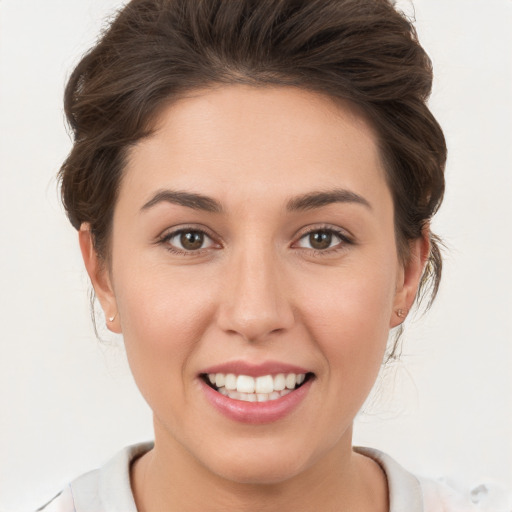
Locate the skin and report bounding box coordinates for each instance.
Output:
[80,85,429,511]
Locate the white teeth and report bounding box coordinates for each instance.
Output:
[236,375,255,393]
[206,371,308,398]
[215,373,226,388]
[285,373,297,389]
[273,373,286,391]
[225,373,237,390]
[255,375,274,394]
[218,387,295,402]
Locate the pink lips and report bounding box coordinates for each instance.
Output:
[199,360,313,424]
[201,361,310,377]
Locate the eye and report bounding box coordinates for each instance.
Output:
[163,229,215,252]
[296,229,346,251]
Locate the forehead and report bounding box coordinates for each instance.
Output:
[121,85,388,210]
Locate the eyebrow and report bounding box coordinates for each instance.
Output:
[141,190,223,213]
[140,188,371,214]
[286,189,371,211]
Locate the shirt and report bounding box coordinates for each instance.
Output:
[38,443,510,512]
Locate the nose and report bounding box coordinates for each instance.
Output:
[216,247,295,343]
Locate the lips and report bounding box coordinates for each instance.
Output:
[199,362,314,423]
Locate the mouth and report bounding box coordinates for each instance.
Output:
[201,372,314,403]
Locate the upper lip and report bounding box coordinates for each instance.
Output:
[200,360,311,377]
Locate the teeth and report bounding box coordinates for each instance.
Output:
[255,375,274,394]
[225,373,237,390]
[273,373,286,391]
[215,373,226,388]
[285,373,297,389]
[205,372,308,398]
[217,387,295,402]
[236,375,255,393]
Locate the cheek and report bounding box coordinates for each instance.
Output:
[303,257,396,331]
[299,259,397,389]
[112,264,216,396]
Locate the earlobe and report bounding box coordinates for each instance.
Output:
[390,228,431,328]
[78,224,121,333]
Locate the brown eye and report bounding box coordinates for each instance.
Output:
[309,231,332,250]
[296,229,345,251]
[165,229,214,252]
[180,231,204,250]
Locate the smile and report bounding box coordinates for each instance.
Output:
[199,362,314,423]
[204,373,310,402]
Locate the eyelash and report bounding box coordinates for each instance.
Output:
[158,226,219,256]
[294,225,353,256]
[157,225,353,257]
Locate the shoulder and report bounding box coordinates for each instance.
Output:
[356,446,512,512]
[420,477,512,512]
[36,487,74,512]
[37,442,153,512]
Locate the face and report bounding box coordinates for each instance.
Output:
[82,85,424,485]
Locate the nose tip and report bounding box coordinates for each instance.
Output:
[216,256,295,342]
[221,308,289,343]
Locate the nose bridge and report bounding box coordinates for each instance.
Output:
[217,238,294,341]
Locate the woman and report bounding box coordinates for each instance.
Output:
[36,0,505,511]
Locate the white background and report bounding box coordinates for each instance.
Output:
[0,1,511,510]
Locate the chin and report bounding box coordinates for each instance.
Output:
[211,460,306,486]
[200,439,317,485]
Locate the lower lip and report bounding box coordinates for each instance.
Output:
[200,378,313,424]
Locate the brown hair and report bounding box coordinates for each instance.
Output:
[60,0,446,349]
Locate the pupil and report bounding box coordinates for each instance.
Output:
[180,231,203,250]
[310,231,332,250]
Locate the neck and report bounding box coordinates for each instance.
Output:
[131,420,388,512]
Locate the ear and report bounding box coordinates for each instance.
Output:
[79,224,121,333]
[390,226,431,328]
